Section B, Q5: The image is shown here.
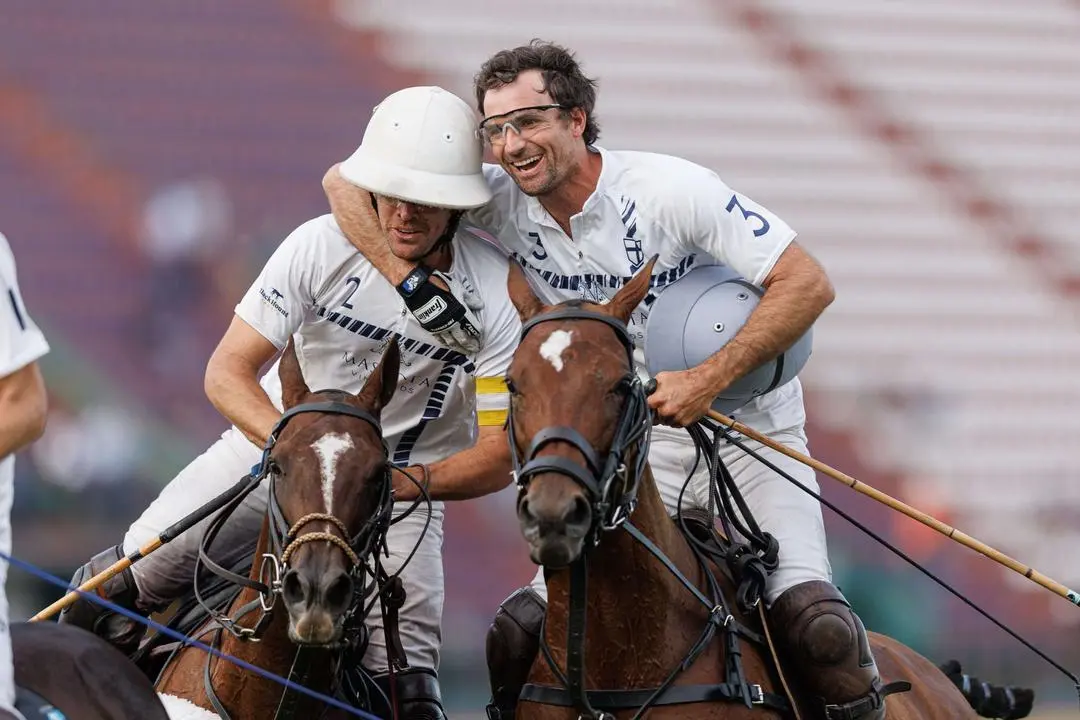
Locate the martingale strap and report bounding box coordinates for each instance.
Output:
[527,517,785,718]
[565,558,596,717]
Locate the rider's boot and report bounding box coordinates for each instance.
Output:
[484,586,546,720]
[56,545,150,657]
[769,580,901,720]
[371,666,447,720]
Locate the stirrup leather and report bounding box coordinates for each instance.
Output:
[823,677,912,720]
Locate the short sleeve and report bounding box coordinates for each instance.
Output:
[234,219,326,349]
[0,232,50,378]
[471,262,521,427]
[463,164,512,238]
[673,166,797,285]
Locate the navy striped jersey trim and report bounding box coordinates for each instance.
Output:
[314,306,476,374]
[6,290,25,330]
[509,253,699,306]
[393,361,458,465]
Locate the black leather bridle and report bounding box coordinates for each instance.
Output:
[189,396,420,719]
[507,307,652,545]
[507,306,790,720]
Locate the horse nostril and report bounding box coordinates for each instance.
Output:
[565,495,591,529]
[322,572,353,615]
[519,497,536,525]
[282,570,306,606]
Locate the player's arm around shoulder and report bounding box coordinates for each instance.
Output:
[322,164,414,284]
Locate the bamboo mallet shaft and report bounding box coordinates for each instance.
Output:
[707,409,1080,607]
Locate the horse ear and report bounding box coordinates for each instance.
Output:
[606,254,658,322]
[507,260,546,322]
[357,337,400,413]
[278,337,311,409]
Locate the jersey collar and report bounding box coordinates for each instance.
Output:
[524,145,611,228]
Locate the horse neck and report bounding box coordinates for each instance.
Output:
[211,517,334,714]
[544,465,704,684]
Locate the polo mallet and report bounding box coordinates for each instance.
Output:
[30,470,263,622]
[705,408,1080,607]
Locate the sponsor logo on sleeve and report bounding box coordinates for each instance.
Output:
[259,287,289,317]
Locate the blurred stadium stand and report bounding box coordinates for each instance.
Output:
[1,0,1078,715]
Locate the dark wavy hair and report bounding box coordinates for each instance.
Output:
[473,39,601,146]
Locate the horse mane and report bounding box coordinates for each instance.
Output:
[311,388,353,402]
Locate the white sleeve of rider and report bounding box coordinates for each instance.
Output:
[670,165,797,285]
[471,262,521,427]
[462,164,513,241]
[0,232,50,378]
[234,219,327,349]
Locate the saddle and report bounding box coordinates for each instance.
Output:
[132,557,250,683]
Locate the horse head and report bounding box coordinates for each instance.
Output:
[266,337,400,646]
[505,257,657,568]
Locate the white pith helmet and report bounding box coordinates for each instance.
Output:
[340,86,492,209]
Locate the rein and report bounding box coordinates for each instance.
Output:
[509,307,788,719]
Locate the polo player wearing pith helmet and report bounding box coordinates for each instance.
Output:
[57,86,523,719]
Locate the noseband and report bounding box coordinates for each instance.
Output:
[196,398,394,639]
[508,307,652,541]
[263,401,393,584]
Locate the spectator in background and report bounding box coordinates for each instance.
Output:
[139,177,233,416]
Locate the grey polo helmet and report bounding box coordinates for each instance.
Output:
[644,264,814,415]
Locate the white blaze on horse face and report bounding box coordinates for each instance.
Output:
[311,433,353,514]
[539,330,573,372]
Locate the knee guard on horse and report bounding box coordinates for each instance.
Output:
[56,545,151,657]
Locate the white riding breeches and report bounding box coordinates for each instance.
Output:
[0,465,24,720]
[529,419,831,608]
[122,427,445,671]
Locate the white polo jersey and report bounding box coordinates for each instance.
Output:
[466,146,805,433]
[1,231,51,477]
[235,215,520,466]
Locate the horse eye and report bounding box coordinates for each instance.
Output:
[505,378,519,395]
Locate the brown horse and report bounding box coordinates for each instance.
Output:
[153,338,403,719]
[502,258,980,720]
